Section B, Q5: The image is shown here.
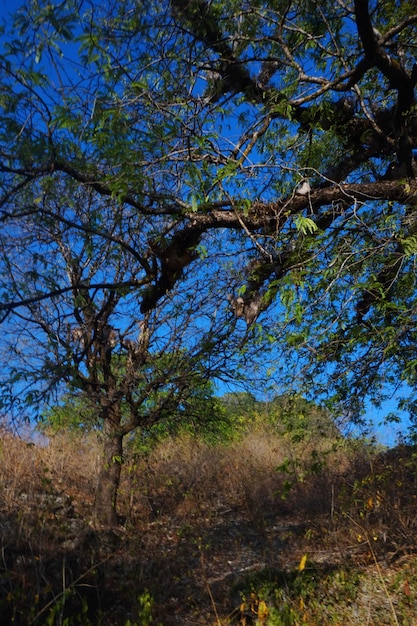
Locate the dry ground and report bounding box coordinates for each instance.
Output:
[0,422,417,625]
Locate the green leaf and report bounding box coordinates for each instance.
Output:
[191,195,199,212]
[295,216,318,236]
[400,235,417,257]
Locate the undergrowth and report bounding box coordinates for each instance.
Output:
[0,419,416,625]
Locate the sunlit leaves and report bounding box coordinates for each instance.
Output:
[294,215,318,236]
[2,0,417,438]
[400,235,417,257]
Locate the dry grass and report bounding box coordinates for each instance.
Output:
[0,419,416,625]
[0,424,99,513]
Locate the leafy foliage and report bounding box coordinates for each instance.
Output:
[3,0,417,519]
[41,380,232,450]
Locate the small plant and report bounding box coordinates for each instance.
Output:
[123,590,160,626]
[136,589,155,625]
[227,591,269,625]
[231,559,363,626]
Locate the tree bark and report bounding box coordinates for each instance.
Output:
[94,405,124,527]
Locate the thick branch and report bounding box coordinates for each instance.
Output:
[354,0,417,174]
[194,180,417,231]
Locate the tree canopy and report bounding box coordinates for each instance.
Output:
[2,0,417,520]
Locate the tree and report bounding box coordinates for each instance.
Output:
[41,374,229,446]
[1,0,417,523]
[0,176,241,526]
[220,392,339,440]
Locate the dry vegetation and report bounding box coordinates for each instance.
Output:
[0,419,417,625]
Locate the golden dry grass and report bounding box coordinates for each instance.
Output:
[0,419,416,625]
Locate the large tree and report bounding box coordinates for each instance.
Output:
[1,0,417,522]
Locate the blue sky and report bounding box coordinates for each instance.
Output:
[0,0,414,447]
[0,0,20,19]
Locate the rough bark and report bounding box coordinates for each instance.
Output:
[94,405,124,527]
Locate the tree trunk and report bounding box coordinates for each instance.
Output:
[94,405,124,527]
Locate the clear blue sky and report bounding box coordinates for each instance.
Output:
[0,0,20,18]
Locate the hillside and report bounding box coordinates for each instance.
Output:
[0,422,416,625]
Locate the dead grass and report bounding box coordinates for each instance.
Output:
[0,423,99,515]
[0,420,416,625]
